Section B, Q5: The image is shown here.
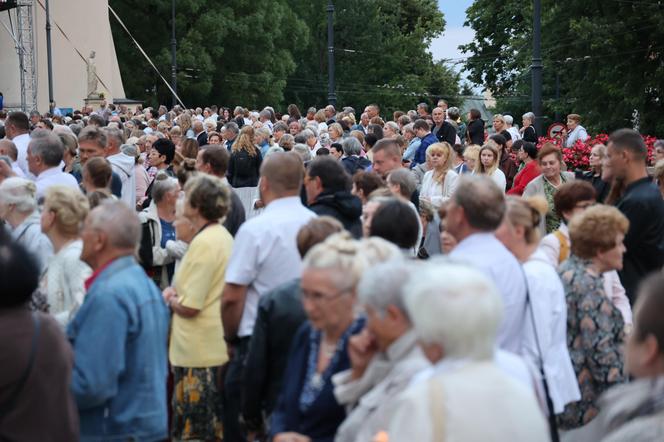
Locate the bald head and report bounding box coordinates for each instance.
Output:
[0,139,18,161]
[260,151,304,196]
[88,200,141,249]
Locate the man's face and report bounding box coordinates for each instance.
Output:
[195,150,209,173]
[361,114,370,125]
[80,215,104,268]
[606,142,627,180]
[443,199,463,239]
[366,107,378,119]
[30,114,40,125]
[432,108,445,125]
[304,173,323,205]
[330,146,343,160]
[26,145,40,175]
[148,148,165,168]
[372,150,400,178]
[417,106,427,117]
[78,140,105,165]
[273,128,285,142]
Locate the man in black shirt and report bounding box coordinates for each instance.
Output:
[431,106,457,145]
[607,128,664,302]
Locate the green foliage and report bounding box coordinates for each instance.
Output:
[461,0,664,135]
[109,0,461,113]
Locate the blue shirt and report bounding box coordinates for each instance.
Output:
[412,132,438,167]
[159,219,175,248]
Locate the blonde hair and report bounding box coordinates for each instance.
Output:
[503,196,548,245]
[475,144,500,176]
[178,113,192,133]
[328,123,343,139]
[233,125,258,157]
[569,204,629,259]
[303,232,370,290]
[426,142,455,182]
[43,186,90,236]
[463,144,480,161]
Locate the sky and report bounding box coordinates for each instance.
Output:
[430,0,475,85]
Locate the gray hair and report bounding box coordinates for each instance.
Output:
[259,109,271,120]
[404,258,504,360]
[103,127,125,148]
[293,143,312,162]
[303,232,369,290]
[223,122,239,135]
[88,200,141,249]
[503,115,514,125]
[385,121,400,134]
[151,173,179,204]
[0,139,18,161]
[522,112,535,121]
[447,107,460,120]
[301,128,315,140]
[342,137,363,156]
[358,259,410,317]
[387,168,417,198]
[402,123,416,136]
[0,177,37,213]
[28,132,64,167]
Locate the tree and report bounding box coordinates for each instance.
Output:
[461,0,664,135]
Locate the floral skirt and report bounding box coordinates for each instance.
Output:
[172,366,223,441]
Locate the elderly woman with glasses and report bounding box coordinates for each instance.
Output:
[270,233,392,442]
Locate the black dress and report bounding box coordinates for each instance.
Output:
[522,125,538,143]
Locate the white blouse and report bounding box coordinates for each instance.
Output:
[490,168,507,192]
[420,169,459,209]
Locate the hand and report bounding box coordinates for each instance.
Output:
[162,287,177,304]
[348,328,378,380]
[274,432,311,442]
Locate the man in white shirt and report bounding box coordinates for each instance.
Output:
[221,151,316,440]
[445,175,527,353]
[103,127,136,207]
[4,111,32,178]
[27,131,80,200]
[504,115,522,141]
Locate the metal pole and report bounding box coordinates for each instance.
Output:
[45,0,54,113]
[326,0,336,106]
[171,0,177,108]
[531,0,543,135]
[554,70,560,122]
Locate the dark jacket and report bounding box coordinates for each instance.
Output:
[309,191,363,238]
[522,125,538,143]
[499,152,518,190]
[225,188,246,236]
[242,278,307,431]
[432,121,457,145]
[341,155,371,175]
[196,131,208,147]
[577,170,610,202]
[0,308,79,441]
[269,319,364,442]
[467,118,485,145]
[228,149,262,188]
[616,177,664,302]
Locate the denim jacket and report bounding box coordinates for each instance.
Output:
[67,256,170,441]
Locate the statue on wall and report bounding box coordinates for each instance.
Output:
[86,51,99,98]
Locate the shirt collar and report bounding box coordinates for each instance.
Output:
[264,196,304,213]
[36,166,62,180]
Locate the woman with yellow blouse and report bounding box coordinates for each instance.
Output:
[162,174,232,441]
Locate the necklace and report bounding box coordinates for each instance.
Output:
[320,339,336,359]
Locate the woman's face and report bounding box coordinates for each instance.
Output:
[148,148,164,168]
[289,123,300,135]
[384,125,396,138]
[596,233,626,272]
[301,268,355,332]
[480,150,495,168]
[208,134,221,145]
[403,131,414,142]
[563,199,594,222]
[223,109,230,120]
[655,146,664,162]
[465,157,476,171]
[516,148,527,162]
[540,153,561,179]
[589,146,604,168]
[522,117,531,127]
[330,128,341,140]
[429,150,448,170]
[362,201,380,237]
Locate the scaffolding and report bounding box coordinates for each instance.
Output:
[15,0,37,112]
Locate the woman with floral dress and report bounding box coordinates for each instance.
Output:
[557,204,629,429]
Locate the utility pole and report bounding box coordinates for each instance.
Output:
[45,0,54,113]
[532,0,543,135]
[326,0,336,106]
[171,0,177,108]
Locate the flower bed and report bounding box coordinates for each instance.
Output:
[534,133,658,170]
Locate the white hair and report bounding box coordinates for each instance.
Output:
[503,115,514,125]
[404,258,504,360]
[292,143,312,162]
[88,200,141,249]
[303,232,369,290]
[0,177,37,213]
[358,258,411,317]
[358,236,402,264]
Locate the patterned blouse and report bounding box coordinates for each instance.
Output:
[543,175,569,233]
[557,255,626,429]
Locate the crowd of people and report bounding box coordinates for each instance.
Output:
[1,99,664,442]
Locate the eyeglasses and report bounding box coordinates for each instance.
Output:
[574,201,595,210]
[301,287,350,303]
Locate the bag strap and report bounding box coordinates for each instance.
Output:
[553,230,569,264]
[519,265,560,442]
[0,312,41,417]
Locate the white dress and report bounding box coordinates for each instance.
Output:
[420,169,459,209]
